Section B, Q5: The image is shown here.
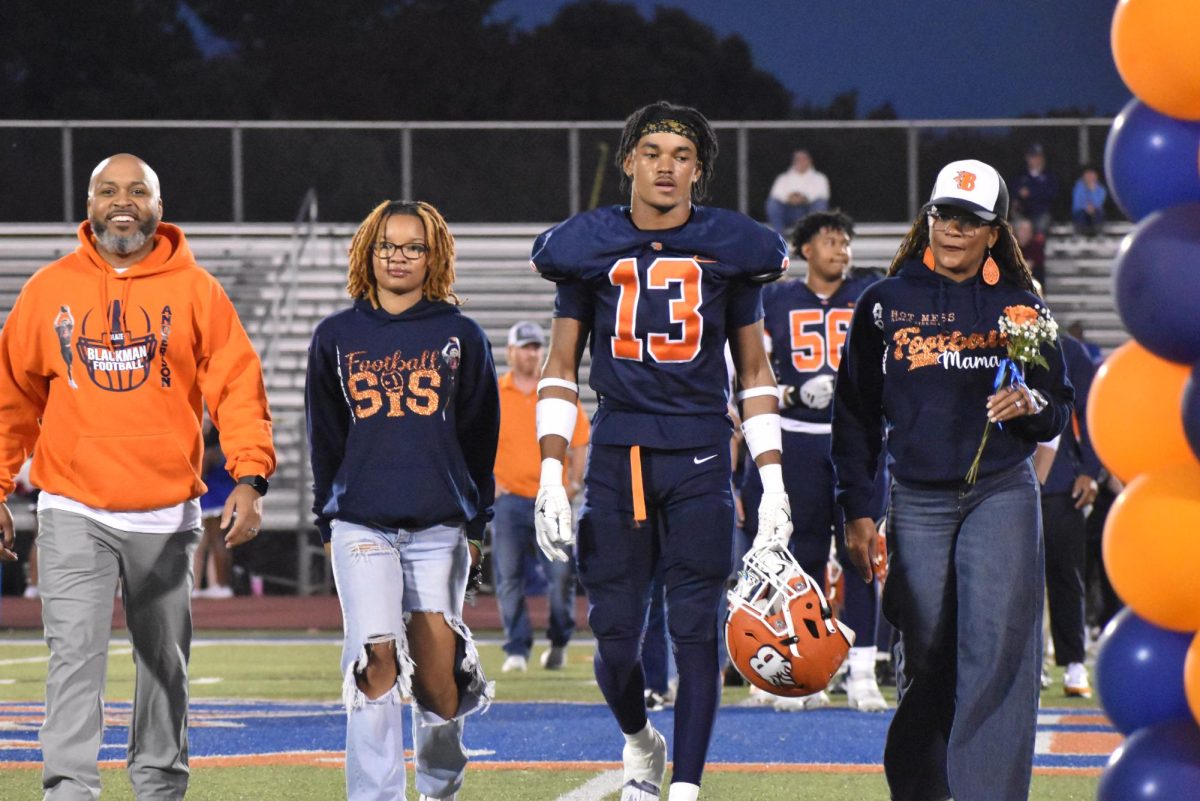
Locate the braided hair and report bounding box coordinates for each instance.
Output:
[887,211,1038,295]
[346,200,460,307]
[615,101,718,201]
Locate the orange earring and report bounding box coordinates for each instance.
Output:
[922,246,935,270]
[982,252,1000,285]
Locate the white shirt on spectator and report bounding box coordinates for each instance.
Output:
[769,167,830,205]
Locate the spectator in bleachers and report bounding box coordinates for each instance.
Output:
[306,199,498,801]
[1010,142,1058,237]
[765,149,830,234]
[0,153,275,801]
[1014,217,1047,290]
[1071,165,1108,238]
[493,320,588,674]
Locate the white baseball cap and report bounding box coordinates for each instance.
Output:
[926,159,1009,222]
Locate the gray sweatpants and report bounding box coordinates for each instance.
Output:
[37,508,201,801]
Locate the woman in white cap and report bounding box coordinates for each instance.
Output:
[830,160,1074,801]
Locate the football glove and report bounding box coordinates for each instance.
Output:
[534,485,574,563]
[752,490,793,552]
[798,374,835,410]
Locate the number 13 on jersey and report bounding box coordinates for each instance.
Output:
[609,257,704,364]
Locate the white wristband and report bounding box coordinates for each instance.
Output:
[537,377,579,395]
[536,397,578,442]
[540,457,565,487]
[742,413,783,460]
[758,462,785,493]
[736,385,780,403]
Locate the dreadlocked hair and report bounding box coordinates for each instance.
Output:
[615,100,718,201]
[791,209,856,258]
[346,200,460,307]
[887,212,1039,295]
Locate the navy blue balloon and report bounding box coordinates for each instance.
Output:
[1185,366,1200,463]
[1105,98,1200,221]
[1113,203,1200,364]
[1098,719,1200,801]
[1095,608,1193,735]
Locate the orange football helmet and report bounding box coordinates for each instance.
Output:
[725,548,855,698]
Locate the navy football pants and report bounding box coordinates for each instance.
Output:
[576,442,734,787]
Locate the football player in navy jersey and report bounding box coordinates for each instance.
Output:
[530,101,790,801]
[740,211,890,713]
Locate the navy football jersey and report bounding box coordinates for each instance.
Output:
[763,271,879,425]
[532,205,788,449]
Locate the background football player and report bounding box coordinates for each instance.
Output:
[531,101,790,801]
[740,211,891,712]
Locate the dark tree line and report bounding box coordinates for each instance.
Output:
[2,0,844,121]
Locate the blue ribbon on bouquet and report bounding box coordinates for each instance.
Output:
[993,357,1028,430]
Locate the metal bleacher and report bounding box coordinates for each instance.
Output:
[0,220,1129,542]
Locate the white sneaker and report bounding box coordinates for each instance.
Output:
[772,690,831,712]
[540,645,566,670]
[621,724,667,799]
[206,585,234,599]
[501,654,528,673]
[418,794,456,800]
[1064,662,1092,698]
[743,685,777,707]
[22,585,38,599]
[846,673,889,712]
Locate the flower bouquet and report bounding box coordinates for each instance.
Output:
[964,304,1059,483]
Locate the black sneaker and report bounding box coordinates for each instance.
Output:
[645,690,667,712]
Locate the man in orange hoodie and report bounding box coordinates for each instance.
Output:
[0,154,275,801]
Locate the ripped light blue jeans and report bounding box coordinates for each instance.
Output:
[331,520,493,801]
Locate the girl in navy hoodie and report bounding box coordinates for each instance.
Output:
[832,161,1072,801]
[306,200,499,801]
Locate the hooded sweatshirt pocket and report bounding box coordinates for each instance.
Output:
[68,433,201,510]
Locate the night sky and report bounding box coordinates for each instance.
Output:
[489,0,1131,119]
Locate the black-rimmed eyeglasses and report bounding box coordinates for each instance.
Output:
[373,241,429,259]
[927,206,992,235]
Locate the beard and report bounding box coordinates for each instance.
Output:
[92,215,160,256]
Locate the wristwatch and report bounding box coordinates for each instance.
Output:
[237,475,270,497]
[1027,389,1048,415]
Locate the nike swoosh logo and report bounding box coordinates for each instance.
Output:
[693,454,718,464]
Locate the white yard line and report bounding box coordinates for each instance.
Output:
[0,646,130,667]
[553,769,624,801]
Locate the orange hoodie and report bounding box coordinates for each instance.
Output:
[0,222,275,510]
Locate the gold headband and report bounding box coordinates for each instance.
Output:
[637,118,699,144]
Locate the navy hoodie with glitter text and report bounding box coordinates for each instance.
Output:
[305,298,499,542]
[832,259,1073,520]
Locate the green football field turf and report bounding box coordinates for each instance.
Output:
[0,633,1103,800]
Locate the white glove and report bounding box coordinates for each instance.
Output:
[753,490,793,551]
[534,458,574,562]
[798,374,835,410]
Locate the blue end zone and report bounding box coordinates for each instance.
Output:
[0,701,1112,769]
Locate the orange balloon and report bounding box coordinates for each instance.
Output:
[1103,462,1200,631]
[1112,0,1200,120]
[1087,341,1195,482]
[1187,632,1200,729]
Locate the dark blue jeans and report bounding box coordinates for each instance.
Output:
[882,461,1044,801]
[491,493,575,657]
[765,197,830,234]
